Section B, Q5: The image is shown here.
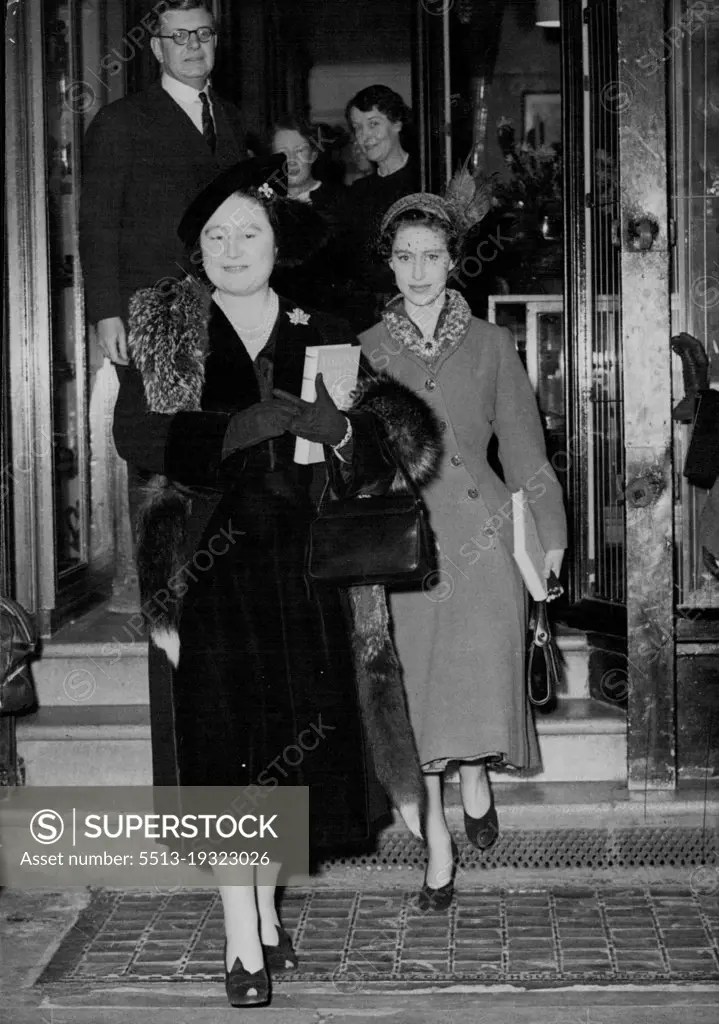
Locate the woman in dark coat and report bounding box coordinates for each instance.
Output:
[343,85,418,331]
[113,155,440,1007]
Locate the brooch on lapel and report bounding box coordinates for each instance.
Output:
[288,307,310,326]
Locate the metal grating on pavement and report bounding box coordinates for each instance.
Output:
[38,883,719,990]
[319,827,719,871]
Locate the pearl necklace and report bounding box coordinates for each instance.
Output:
[214,290,279,358]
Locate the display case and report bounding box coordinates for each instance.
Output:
[488,293,625,604]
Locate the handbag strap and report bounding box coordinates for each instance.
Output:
[531,600,551,647]
[319,417,425,511]
[527,599,556,707]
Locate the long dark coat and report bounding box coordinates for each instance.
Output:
[113,284,442,853]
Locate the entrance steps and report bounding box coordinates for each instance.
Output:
[17,607,627,787]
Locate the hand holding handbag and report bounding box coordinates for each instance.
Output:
[527,600,561,707]
[305,442,438,589]
[0,596,37,715]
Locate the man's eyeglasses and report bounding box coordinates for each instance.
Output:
[156,27,216,45]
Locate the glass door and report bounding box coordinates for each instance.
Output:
[6,0,117,632]
[670,0,719,612]
[583,0,624,607]
[416,0,569,576]
[43,0,118,625]
[45,2,90,581]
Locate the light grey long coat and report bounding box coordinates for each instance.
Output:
[360,300,567,771]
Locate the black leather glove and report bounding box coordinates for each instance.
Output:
[222,399,297,458]
[273,374,348,447]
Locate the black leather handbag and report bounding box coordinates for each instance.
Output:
[0,596,37,716]
[526,600,561,707]
[306,451,438,589]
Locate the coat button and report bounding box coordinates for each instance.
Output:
[450,453,463,466]
[438,420,448,432]
[467,488,479,500]
[424,378,437,391]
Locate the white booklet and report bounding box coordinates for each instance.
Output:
[511,489,548,601]
[293,344,361,465]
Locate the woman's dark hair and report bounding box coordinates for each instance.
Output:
[269,116,348,182]
[377,207,465,263]
[270,115,317,152]
[190,187,328,282]
[148,0,215,34]
[345,84,412,129]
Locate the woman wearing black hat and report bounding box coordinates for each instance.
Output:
[113,155,442,1007]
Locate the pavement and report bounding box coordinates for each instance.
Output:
[3,782,719,1022]
[3,869,719,1024]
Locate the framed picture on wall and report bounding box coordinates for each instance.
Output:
[523,92,561,148]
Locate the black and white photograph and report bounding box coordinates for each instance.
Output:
[1,1,719,1021]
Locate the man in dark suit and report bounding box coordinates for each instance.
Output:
[80,0,247,364]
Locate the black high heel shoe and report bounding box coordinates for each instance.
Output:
[224,942,271,1007]
[416,838,459,913]
[262,925,298,972]
[464,788,499,851]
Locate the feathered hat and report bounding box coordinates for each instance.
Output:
[381,157,495,238]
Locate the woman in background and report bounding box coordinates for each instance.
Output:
[343,137,374,187]
[361,192,567,911]
[270,115,349,315]
[344,84,417,330]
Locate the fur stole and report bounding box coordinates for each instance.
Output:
[128,278,444,829]
[128,279,212,667]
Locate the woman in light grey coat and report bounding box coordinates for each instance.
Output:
[360,193,567,910]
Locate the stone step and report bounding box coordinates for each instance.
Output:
[555,626,590,699]
[16,698,625,787]
[33,606,148,707]
[509,697,626,783]
[32,642,148,706]
[16,705,152,786]
[32,626,590,707]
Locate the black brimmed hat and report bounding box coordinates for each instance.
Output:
[177,154,327,267]
[177,154,289,248]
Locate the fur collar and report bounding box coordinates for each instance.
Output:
[128,278,319,415]
[381,288,472,365]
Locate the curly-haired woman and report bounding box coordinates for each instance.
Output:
[344,84,418,330]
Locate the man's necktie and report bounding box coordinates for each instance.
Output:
[199,90,216,154]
